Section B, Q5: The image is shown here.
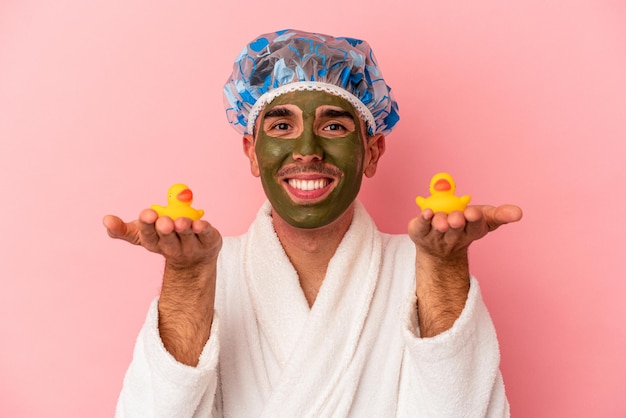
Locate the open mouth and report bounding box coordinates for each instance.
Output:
[282,175,336,202]
[278,167,341,203]
[287,178,331,191]
[277,163,342,202]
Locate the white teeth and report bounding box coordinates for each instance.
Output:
[288,179,329,191]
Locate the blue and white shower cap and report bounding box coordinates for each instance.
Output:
[223,29,400,136]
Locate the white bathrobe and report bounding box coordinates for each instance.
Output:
[116,201,510,417]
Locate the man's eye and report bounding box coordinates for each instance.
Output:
[324,123,346,131]
[271,122,290,130]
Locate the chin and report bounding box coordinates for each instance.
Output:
[277,201,356,230]
[283,212,339,230]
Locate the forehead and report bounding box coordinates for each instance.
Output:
[262,90,358,117]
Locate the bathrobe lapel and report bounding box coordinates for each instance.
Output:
[244,201,383,417]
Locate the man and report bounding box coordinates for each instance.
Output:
[104,29,522,417]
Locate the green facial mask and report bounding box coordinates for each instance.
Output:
[255,90,367,229]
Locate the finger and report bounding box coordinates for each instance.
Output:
[494,204,523,225]
[192,220,216,242]
[103,215,125,238]
[408,209,434,239]
[137,209,162,248]
[447,210,467,229]
[154,215,178,245]
[103,215,140,245]
[464,206,489,240]
[431,212,451,234]
[195,220,222,253]
[139,208,159,224]
[485,205,523,231]
[443,210,467,244]
[151,216,185,257]
[174,217,200,254]
[192,219,212,235]
[174,217,193,234]
[464,205,486,223]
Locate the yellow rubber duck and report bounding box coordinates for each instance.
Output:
[415,172,471,214]
[151,183,205,220]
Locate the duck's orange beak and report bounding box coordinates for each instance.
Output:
[177,189,193,202]
[434,179,451,191]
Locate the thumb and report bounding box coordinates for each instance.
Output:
[103,215,139,244]
[485,205,523,231]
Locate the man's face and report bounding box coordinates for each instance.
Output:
[246,90,373,229]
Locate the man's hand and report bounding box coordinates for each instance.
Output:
[103,209,223,366]
[103,209,222,268]
[408,205,522,337]
[408,205,523,260]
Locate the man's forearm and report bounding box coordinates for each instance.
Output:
[414,251,470,338]
[157,260,217,366]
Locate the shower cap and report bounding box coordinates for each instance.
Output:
[223,29,400,136]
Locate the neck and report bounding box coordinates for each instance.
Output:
[272,203,355,306]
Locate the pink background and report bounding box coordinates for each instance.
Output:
[1,0,625,416]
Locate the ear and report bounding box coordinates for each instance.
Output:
[363,133,386,178]
[242,134,260,177]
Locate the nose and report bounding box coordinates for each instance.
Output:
[292,129,323,162]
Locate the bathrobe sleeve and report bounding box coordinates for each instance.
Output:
[115,298,220,418]
[398,277,510,417]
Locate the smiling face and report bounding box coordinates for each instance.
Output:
[243,90,384,229]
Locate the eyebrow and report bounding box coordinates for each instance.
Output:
[263,106,355,122]
[320,108,355,120]
[263,107,294,118]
